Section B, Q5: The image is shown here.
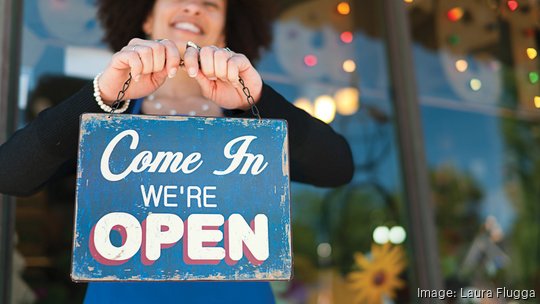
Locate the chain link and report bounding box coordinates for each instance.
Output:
[238,77,261,120]
[110,73,133,113]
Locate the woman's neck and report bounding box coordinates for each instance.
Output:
[141,71,223,117]
[154,71,202,99]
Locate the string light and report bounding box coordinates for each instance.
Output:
[293,98,313,115]
[507,0,518,11]
[304,54,318,67]
[404,0,414,3]
[337,2,350,15]
[447,7,464,22]
[373,226,390,244]
[343,59,356,73]
[470,78,482,91]
[335,87,359,116]
[448,34,460,45]
[389,226,407,244]
[527,48,538,60]
[535,96,540,108]
[314,95,336,123]
[340,31,354,44]
[529,72,539,84]
[455,59,468,72]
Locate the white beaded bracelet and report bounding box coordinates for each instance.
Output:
[93,72,130,113]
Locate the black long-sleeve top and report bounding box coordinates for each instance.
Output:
[0,82,354,196]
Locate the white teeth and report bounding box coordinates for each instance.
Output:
[173,22,201,34]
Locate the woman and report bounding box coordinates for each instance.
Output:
[0,0,354,303]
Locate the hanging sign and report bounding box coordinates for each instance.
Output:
[71,114,291,281]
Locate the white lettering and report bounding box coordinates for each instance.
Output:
[226,214,269,263]
[213,136,268,176]
[101,130,139,182]
[100,130,204,181]
[144,213,184,262]
[91,212,142,262]
[186,214,225,262]
[140,185,163,207]
[163,185,178,207]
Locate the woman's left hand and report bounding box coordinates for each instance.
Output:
[182,45,262,110]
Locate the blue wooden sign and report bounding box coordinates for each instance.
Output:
[71,114,291,281]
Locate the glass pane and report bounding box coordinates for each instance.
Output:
[406,0,540,300]
[261,1,413,303]
[14,1,106,303]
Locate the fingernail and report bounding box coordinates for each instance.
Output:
[134,75,141,82]
[208,76,217,81]
[188,68,197,77]
[168,68,177,78]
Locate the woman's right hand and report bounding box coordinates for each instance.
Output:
[98,38,181,104]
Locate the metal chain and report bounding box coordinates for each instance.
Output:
[239,77,261,120]
[110,73,132,113]
[110,71,261,120]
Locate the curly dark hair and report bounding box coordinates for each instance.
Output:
[96,0,275,62]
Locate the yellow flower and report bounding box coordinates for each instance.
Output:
[348,243,407,304]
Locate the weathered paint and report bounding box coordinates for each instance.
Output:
[72,114,291,282]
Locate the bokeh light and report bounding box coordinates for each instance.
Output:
[455,59,468,72]
[343,59,356,73]
[389,226,407,244]
[470,78,482,91]
[340,31,353,44]
[373,226,390,244]
[529,72,539,84]
[335,87,359,116]
[447,7,464,22]
[507,0,519,11]
[526,48,537,60]
[314,95,336,123]
[304,54,318,67]
[337,2,350,15]
[293,97,313,116]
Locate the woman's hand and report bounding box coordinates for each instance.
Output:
[183,45,263,110]
[98,38,181,104]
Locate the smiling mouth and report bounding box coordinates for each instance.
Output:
[172,22,202,34]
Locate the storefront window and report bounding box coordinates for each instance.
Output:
[10,0,414,303]
[14,1,106,302]
[263,1,412,303]
[406,0,540,298]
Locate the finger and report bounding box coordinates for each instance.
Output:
[183,45,200,78]
[150,41,166,74]
[226,56,240,88]
[112,49,143,81]
[214,49,231,82]
[231,53,251,74]
[158,39,181,78]
[227,55,248,87]
[200,46,217,80]
[131,39,167,74]
[133,45,154,75]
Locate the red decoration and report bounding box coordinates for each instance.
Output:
[447,7,464,22]
[304,55,318,67]
[340,31,354,44]
[507,0,519,12]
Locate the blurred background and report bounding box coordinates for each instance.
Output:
[0,0,539,303]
